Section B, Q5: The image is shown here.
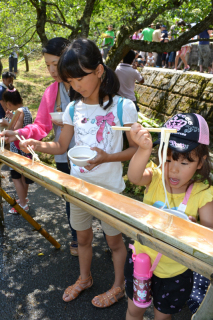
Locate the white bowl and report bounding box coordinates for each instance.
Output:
[163,208,189,220]
[50,112,64,122]
[68,146,97,167]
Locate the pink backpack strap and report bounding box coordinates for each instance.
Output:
[150,253,162,272]
[182,183,194,205]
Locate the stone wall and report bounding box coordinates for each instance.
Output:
[136,67,213,131]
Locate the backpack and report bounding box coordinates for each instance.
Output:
[68,97,124,126]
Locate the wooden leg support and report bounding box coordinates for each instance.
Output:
[0,187,60,249]
[0,165,4,225]
[192,276,213,320]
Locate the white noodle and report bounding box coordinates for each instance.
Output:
[156,128,171,209]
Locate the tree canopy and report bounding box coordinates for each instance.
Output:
[0,0,213,69]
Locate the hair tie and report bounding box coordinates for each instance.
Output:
[7,88,16,92]
[102,63,107,69]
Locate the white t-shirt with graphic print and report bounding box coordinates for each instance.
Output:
[63,95,138,193]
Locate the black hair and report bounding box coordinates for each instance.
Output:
[3,84,22,105]
[156,24,161,30]
[42,37,70,57]
[2,71,15,79]
[123,50,136,64]
[57,38,120,109]
[178,20,186,27]
[167,144,212,188]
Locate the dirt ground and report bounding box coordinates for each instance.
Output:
[0,165,193,320]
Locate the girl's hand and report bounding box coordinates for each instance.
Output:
[188,216,197,223]
[84,147,108,171]
[130,123,153,151]
[0,130,18,143]
[5,110,13,119]
[51,119,63,128]
[0,118,9,127]
[19,139,38,153]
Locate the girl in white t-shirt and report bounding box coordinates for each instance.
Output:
[21,38,138,308]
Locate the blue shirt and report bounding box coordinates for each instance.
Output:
[199,30,209,45]
[0,85,6,119]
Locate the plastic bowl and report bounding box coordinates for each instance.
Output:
[68,146,97,167]
[163,208,189,220]
[50,112,64,122]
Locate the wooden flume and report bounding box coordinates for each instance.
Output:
[112,126,177,132]
[0,150,212,319]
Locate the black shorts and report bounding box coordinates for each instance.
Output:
[124,249,193,314]
[10,170,34,185]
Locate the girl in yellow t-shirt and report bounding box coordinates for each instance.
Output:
[125,113,213,320]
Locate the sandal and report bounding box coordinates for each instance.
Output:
[62,273,93,302]
[91,285,125,308]
[70,241,78,256]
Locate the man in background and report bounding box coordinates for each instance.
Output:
[103,25,115,60]
[0,72,14,119]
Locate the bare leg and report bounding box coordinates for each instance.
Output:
[180,54,188,68]
[78,228,93,279]
[174,55,180,69]
[126,298,147,320]
[12,176,28,207]
[92,233,127,306]
[154,307,172,320]
[62,228,93,302]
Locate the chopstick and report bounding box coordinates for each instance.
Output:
[1,129,5,151]
[15,135,40,162]
[112,126,177,133]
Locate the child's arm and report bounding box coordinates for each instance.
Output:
[127,123,153,186]
[85,123,138,171]
[198,201,213,229]
[13,109,24,130]
[20,124,74,155]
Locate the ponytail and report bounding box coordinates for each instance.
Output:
[3,84,22,105]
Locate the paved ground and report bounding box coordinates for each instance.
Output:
[0,165,193,320]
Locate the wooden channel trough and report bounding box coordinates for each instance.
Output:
[0,150,212,320]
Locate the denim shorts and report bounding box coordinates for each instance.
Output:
[124,249,193,314]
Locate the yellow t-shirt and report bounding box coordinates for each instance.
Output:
[134,161,213,278]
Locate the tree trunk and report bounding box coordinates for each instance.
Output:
[0,59,3,76]
[24,55,29,72]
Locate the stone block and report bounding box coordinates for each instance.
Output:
[172,74,208,98]
[151,72,181,91]
[201,78,213,101]
[197,102,213,118]
[141,69,158,86]
[138,87,158,107]
[176,96,198,112]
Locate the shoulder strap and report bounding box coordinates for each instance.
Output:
[56,83,61,111]
[68,101,76,122]
[177,183,194,213]
[117,97,124,127]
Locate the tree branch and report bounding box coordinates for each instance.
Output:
[46,2,66,24]
[0,30,37,55]
[46,19,74,30]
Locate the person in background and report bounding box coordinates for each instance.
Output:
[146,52,155,67]
[0,38,78,256]
[162,38,169,68]
[9,48,18,76]
[174,20,190,72]
[152,23,162,66]
[3,84,33,213]
[103,25,115,60]
[198,29,213,73]
[142,24,155,42]
[132,30,142,40]
[0,72,14,119]
[115,50,144,111]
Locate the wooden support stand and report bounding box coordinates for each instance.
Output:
[0,174,60,249]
